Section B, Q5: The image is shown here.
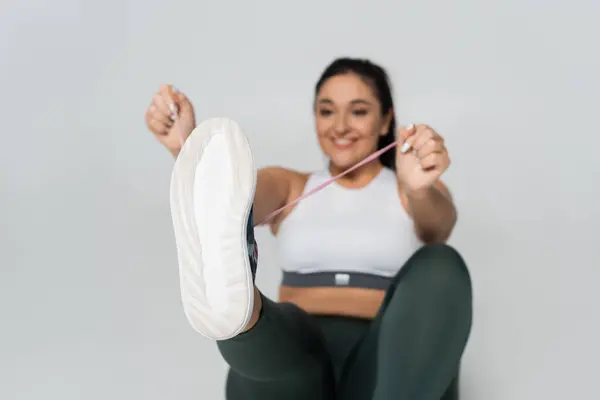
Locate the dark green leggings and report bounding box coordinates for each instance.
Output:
[217,243,473,399]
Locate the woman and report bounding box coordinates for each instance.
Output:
[145,58,472,400]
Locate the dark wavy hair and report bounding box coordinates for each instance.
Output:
[314,57,397,170]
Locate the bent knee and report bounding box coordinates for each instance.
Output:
[407,243,472,292]
[413,243,467,270]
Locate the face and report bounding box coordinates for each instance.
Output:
[314,73,391,171]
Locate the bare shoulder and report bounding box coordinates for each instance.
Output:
[263,167,311,234]
[259,166,309,191]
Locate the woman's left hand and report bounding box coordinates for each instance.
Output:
[395,124,450,193]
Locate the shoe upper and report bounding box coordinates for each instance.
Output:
[246,206,258,280]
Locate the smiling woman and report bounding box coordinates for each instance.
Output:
[314,59,397,176]
[146,57,472,400]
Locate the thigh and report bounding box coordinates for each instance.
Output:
[337,244,471,400]
[225,365,335,400]
[218,294,336,399]
[336,310,463,400]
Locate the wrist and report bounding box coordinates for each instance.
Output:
[403,185,434,200]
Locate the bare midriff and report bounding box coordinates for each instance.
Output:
[278,285,386,319]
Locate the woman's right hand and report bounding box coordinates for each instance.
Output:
[145,84,196,156]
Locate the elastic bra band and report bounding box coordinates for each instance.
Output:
[281,270,393,290]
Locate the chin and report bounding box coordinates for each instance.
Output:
[321,139,375,171]
[328,153,362,171]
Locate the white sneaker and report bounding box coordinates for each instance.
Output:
[169,118,258,340]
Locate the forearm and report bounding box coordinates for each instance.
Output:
[406,185,457,243]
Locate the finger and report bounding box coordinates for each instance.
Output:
[398,124,417,153]
[148,116,169,136]
[159,84,179,117]
[152,93,173,121]
[398,123,416,140]
[412,126,441,151]
[420,152,448,170]
[175,90,191,111]
[416,138,445,159]
[148,103,173,127]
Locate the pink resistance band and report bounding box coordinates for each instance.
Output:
[258,139,399,225]
[171,108,402,227]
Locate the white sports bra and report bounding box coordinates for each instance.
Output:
[276,167,423,290]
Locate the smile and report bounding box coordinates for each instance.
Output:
[333,138,357,149]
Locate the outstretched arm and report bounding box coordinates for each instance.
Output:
[404,182,457,243]
[396,124,457,244]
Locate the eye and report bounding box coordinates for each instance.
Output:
[352,109,368,116]
[319,109,333,117]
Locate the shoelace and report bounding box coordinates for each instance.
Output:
[172,107,405,227]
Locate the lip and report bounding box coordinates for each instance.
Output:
[331,137,358,150]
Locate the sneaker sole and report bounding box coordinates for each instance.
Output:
[169,117,256,340]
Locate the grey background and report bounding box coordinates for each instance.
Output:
[2,0,599,399]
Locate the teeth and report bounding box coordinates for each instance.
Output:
[335,139,351,145]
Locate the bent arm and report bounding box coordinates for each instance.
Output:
[252,167,293,226]
[402,181,457,243]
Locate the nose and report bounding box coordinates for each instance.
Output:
[333,112,350,135]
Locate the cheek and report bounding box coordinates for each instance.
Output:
[356,115,381,135]
[314,117,331,137]
[314,119,333,153]
[352,116,382,147]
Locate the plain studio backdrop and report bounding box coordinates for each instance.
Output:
[1,0,599,399]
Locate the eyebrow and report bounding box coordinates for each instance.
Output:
[317,98,373,106]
